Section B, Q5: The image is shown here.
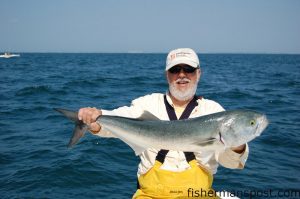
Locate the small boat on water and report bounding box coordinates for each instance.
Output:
[0,52,20,58]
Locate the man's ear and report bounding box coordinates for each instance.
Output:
[197,69,201,81]
[165,71,169,81]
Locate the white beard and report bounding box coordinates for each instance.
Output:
[169,78,198,101]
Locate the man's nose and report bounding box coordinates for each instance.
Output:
[178,69,187,77]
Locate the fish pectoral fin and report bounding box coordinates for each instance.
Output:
[193,138,218,146]
[137,111,161,121]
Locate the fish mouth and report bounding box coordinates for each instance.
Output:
[255,115,269,136]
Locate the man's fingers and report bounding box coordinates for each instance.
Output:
[78,108,84,120]
[89,122,101,133]
[91,108,102,121]
[82,109,89,124]
[78,107,102,125]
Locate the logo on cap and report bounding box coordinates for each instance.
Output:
[170,54,176,60]
[176,52,191,58]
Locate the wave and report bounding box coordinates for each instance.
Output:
[15,85,68,97]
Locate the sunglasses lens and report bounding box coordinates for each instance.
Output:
[168,65,197,74]
[183,66,196,73]
[169,66,181,74]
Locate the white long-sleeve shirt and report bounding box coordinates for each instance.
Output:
[96,93,249,177]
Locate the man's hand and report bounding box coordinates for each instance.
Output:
[78,107,102,134]
[231,144,246,154]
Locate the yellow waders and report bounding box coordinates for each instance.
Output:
[133,150,218,199]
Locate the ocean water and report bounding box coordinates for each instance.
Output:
[0,53,299,198]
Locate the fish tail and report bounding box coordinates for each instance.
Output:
[54,108,88,148]
[54,108,79,122]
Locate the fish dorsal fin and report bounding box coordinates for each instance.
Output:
[137,111,160,121]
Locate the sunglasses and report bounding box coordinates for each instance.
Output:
[168,65,198,74]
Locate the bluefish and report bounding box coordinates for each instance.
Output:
[54,108,268,155]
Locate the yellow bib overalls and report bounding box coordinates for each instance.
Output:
[133,150,216,199]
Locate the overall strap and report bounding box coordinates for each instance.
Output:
[155,149,169,163]
[164,95,198,120]
[155,95,198,164]
[184,152,196,162]
[156,151,196,164]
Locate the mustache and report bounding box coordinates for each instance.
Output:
[175,78,191,83]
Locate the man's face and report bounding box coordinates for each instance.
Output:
[166,64,201,101]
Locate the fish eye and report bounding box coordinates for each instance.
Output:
[250,120,256,126]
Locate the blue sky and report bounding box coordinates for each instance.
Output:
[1,0,299,53]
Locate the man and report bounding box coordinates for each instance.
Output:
[78,48,248,198]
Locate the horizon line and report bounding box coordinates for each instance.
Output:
[1,51,300,55]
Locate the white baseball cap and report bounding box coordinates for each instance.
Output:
[165,48,200,71]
